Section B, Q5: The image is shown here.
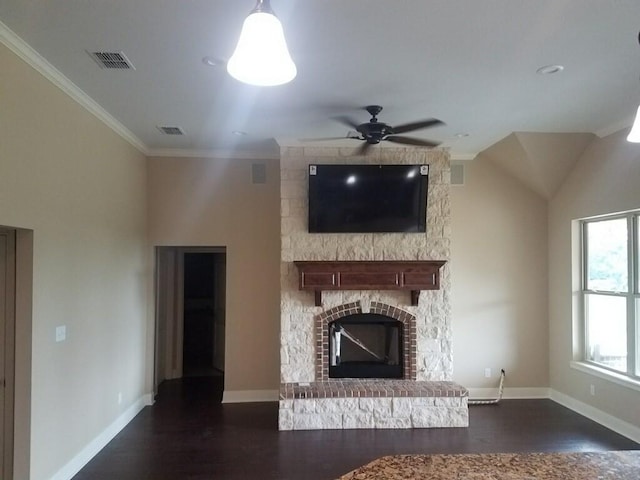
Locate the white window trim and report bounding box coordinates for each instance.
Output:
[578,211,639,383]
[570,360,640,393]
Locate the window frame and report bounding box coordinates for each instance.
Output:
[580,212,639,381]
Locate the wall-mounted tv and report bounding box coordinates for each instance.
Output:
[308,164,429,233]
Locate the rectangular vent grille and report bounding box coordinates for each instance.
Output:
[252,163,267,184]
[157,126,185,136]
[451,163,465,186]
[89,51,135,70]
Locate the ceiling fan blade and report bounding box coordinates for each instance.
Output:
[385,136,440,147]
[332,115,361,129]
[391,118,444,134]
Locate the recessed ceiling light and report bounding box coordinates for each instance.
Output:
[536,64,564,75]
[232,130,247,136]
[454,133,469,138]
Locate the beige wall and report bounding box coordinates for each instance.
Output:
[451,156,549,389]
[146,156,281,393]
[0,43,149,480]
[549,130,640,428]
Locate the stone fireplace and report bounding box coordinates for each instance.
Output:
[279,147,468,430]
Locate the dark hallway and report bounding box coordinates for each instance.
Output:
[182,252,217,377]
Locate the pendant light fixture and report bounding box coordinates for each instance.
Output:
[627,31,640,142]
[227,0,297,86]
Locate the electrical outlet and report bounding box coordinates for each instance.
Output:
[590,384,595,396]
[55,325,66,342]
[484,368,491,378]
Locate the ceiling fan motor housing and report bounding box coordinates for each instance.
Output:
[358,122,392,143]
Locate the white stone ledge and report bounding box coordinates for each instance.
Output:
[279,396,469,430]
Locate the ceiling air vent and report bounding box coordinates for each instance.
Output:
[89,51,135,70]
[156,126,185,135]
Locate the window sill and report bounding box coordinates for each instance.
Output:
[570,361,640,393]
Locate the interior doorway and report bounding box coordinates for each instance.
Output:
[0,229,16,480]
[183,252,221,377]
[154,247,226,399]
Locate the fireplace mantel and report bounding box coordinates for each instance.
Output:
[294,260,446,306]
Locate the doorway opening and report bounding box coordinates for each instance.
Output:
[154,247,226,402]
[0,228,15,480]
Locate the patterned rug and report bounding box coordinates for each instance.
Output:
[338,451,640,479]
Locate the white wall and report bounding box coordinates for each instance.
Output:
[451,156,549,390]
[0,43,149,479]
[549,130,640,429]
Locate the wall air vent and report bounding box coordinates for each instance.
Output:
[156,126,185,135]
[451,163,465,186]
[89,51,135,70]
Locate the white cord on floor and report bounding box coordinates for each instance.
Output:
[468,369,505,406]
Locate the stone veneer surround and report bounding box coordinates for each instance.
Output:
[315,301,417,382]
[279,146,466,430]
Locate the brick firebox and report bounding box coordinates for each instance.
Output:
[315,301,417,382]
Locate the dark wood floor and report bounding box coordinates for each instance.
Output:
[72,377,639,480]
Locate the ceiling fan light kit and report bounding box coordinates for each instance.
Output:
[227,0,297,86]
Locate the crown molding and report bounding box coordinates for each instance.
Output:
[450,153,477,161]
[0,20,148,154]
[146,148,280,160]
[595,114,634,139]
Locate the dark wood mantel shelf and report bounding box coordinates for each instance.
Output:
[293,260,446,307]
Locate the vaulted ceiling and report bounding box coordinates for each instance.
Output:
[481,132,595,199]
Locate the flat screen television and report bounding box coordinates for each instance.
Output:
[308,164,429,233]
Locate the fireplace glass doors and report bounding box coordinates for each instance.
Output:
[329,313,403,379]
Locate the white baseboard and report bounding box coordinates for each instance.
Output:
[222,389,279,403]
[550,389,640,444]
[50,393,153,480]
[467,387,550,400]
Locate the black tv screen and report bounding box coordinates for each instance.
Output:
[308,164,429,233]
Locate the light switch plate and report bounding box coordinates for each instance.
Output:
[55,325,66,342]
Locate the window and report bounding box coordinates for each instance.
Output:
[581,212,639,380]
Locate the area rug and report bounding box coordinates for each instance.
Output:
[338,451,640,479]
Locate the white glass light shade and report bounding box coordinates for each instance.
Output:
[227,11,297,86]
[627,105,640,142]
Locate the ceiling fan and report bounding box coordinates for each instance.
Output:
[331,105,445,154]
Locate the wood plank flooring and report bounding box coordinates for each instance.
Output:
[72,377,639,480]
